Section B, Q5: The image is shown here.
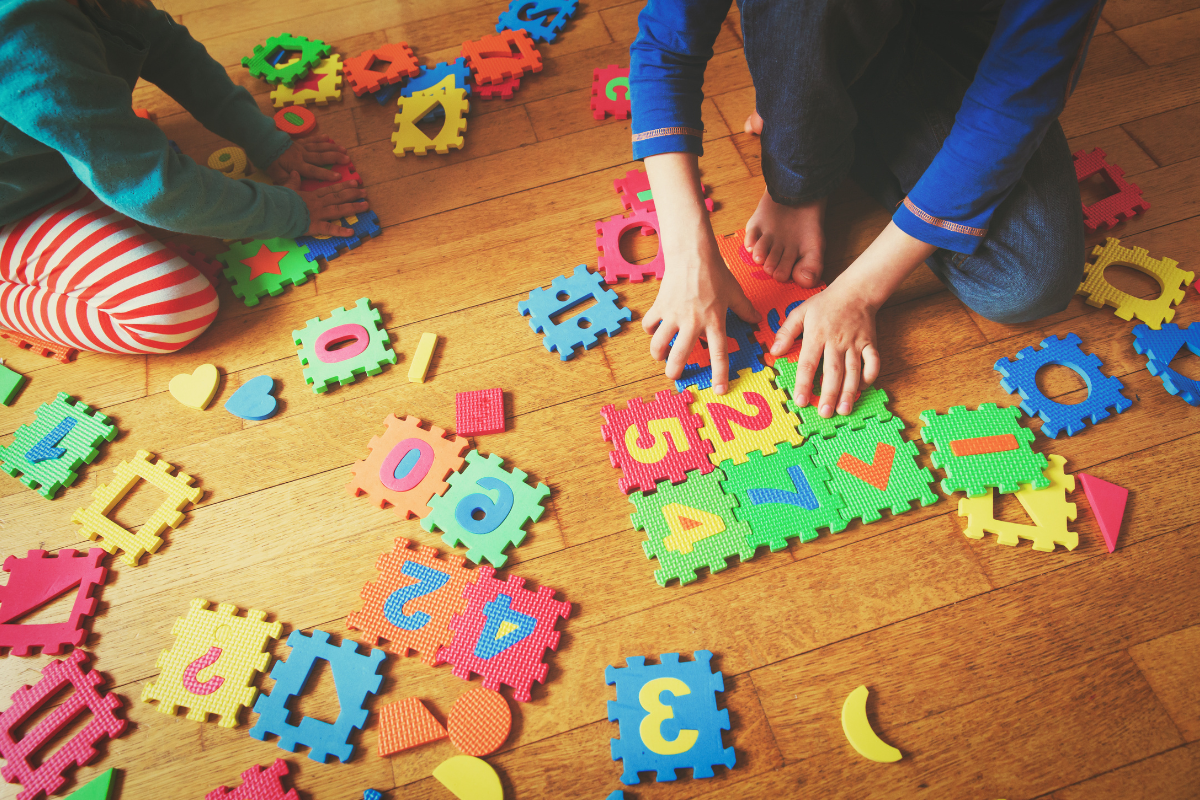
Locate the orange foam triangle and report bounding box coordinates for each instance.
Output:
[678,515,702,530]
[1078,473,1128,553]
[379,697,448,756]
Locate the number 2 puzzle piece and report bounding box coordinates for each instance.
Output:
[422,449,550,567]
[293,297,397,393]
[205,759,299,800]
[674,310,766,392]
[606,650,735,784]
[497,0,577,43]
[691,366,802,467]
[392,89,470,156]
[595,207,664,283]
[1073,147,1150,230]
[216,238,318,307]
[0,392,117,499]
[811,416,938,525]
[591,65,630,120]
[601,388,714,495]
[461,29,543,86]
[774,357,893,438]
[343,42,421,96]
[1132,322,1200,405]
[141,599,282,728]
[346,537,478,664]
[346,414,469,520]
[436,565,571,702]
[250,629,385,763]
[1078,237,1193,330]
[518,264,632,360]
[631,468,754,587]
[720,441,847,550]
[918,403,1049,496]
[0,548,107,657]
[0,650,127,800]
[958,454,1078,552]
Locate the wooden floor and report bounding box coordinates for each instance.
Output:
[3,1,1200,798]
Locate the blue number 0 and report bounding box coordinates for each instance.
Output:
[454,477,515,535]
[383,561,450,630]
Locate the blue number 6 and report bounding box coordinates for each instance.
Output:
[454,477,515,535]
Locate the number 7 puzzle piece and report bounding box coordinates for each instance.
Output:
[958,454,1078,552]
[0,548,108,657]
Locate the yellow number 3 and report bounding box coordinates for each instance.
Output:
[638,677,699,755]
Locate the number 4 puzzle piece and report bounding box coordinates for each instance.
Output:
[0,549,108,657]
[958,454,1077,552]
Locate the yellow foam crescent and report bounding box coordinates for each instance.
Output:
[841,685,902,763]
[432,755,503,800]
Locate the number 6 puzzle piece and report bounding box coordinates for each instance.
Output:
[0,549,108,657]
[957,454,1078,552]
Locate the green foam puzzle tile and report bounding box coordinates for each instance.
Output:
[0,392,117,499]
[773,358,892,438]
[918,403,1049,496]
[0,363,26,405]
[292,298,397,393]
[217,238,318,307]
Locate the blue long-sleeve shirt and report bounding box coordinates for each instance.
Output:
[0,0,309,239]
[630,0,1102,254]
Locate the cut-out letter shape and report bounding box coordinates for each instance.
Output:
[919,403,1049,496]
[250,629,385,763]
[602,388,714,494]
[461,29,543,85]
[422,449,550,567]
[1077,473,1128,553]
[1073,147,1150,231]
[0,548,107,657]
[0,392,117,499]
[378,697,448,756]
[721,441,847,551]
[436,566,570,702]
[141,599,282,728]
[0,650,127,800]
[65,768,115,800]
[347,538,478,664]
[691,366,801,466]
[71,450,204,566]
[958,454,1078,552]
[812,416,938,525]
[347,415,469,520]
[205,759,299,800]
[447,687,511,756]
[1078,238,1193,330]
[606,650,735,784]
[518,264,632,360]
[841,685,902,763]
[293,298,397,393]
[432,755,503,800]
[631,469,755,587]
[591,64,630,120]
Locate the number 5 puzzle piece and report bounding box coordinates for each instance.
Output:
[958,454,1078,552]
[0,549,108,657]
[602,388,714,495]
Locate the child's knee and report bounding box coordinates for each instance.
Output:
[975,236,1084,323]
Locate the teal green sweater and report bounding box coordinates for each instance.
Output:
[0,0,309,239]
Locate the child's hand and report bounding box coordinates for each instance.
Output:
[282,171,369,237]
[266,136,348,184]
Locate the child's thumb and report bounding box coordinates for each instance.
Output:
[284,170,301,191]
[730,292,762,325]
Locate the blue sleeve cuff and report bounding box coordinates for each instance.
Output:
[632,131,704,161]
[892,198,987,256]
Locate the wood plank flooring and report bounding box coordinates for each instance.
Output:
[2,2,1199,798]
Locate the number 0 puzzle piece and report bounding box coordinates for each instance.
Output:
[1078,238,1192,330]
[141,599,282,728]
[0,548,107,657]
[691,366,802,467]
[0,392,116,499]
[601,388,715,495]
[347,415,469,520]
[1073,147,1150,230]
[205,759,299,800]
[292,298,397,393]
[958,454,1078,552]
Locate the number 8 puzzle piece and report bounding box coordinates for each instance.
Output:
[518,264,632,360]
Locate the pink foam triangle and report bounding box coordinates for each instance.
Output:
[1078,473,1128,553]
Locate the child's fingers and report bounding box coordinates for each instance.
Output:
[642,305,663,336]
[649,319,678,363]
[315,180,358,196]
[665,326,698,380]
[322,185,367,204]
[322,200,370,219]
[791,333,822,408]
[838,349,861,415]
[862,343,881,386]
[707,323,729,395]
[310,220,354,237]
[817,343,844,418]
[301,162,342,180]
[770,303,807,357]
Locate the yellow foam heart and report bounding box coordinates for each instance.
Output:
[168,364,220,410]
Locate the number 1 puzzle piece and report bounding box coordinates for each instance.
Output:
[0,548,107,657]
[591,65,630,120]
[691,366,802,467]
[958,454,1078,552]
[0,392,117,499]
[205,759,299,800]
[1078,238,1192,330]
[141,599,282,728]
[601,388,714,495]
[518,264,632,360]
[461,29,543,85]
[918,403,1049,496]
[1073,147,1150,230]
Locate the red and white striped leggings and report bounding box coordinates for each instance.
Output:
[0,186,218,355]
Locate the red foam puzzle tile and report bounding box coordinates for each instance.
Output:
[456,388,506,436]
[475,74,521,99]
[1078,473,1129,553]
[601,388,715,494]
[612,168,713,214]
[0,548,108,657]
[205,759,299,800]
[590,64,629,120]
[595,207,664,283]
[1074,147,1150,231]
[0,330,78,363]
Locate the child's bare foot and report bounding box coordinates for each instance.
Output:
[744,190,826,287]
[744,110,763,135]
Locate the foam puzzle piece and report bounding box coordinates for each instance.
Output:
[0,392,117,499]
[461,29,543,85]
[295,211,382,263]
[631,468,754,587]
[497,0,577,42]
[273,106,316,136]
[392,89,470,156]
[293,297,396,393]
[601,388,714,495]
[141,599,282,728]
[995,333,1133,438]
[447,687,512,756]
[811,416,938,525]
[65,768,114,800]
[612,168,712,214]
[270,54,343,107]
[422,449,550,567]
[518,264,632,360]
[243,33,331,86]
[169,364,221,410]
[224,375,278,421]
[205,759,299,800]
[372,81,404,105]
[363,791,383,800]
[1079,238,1193,329]
[71,449,204,566]
[606,793,626,800]
[0,361,26,405]
[344,42,421,95]
[432,756,503,800]
[720,441,847,550]
[250,629,385,763]
[1133,322,1200,405]
[378,697,448,756]
[299,161,363,192]
[1078,473,1128,553]
[1073,147,1150,230]
[409,332,439,382]
[208,146,251,179]
[475,74,520,99]
[347,415,468,519]
[166,242,223,285]
[673,310,766,392]
[0,650,127,800]
[591,65,630,120]
[958,454,1078,552]
[774,358,893,438]
[606,650,735,784]
[402,58,474,98]
[217,238,317,307]
[0,330,77,363]
[347,537,478,663]
[596,207,664,283]
[456,388,505,435]
[919,403,1049,496]
[436,565,571,702]
[691,366,802,467]
[0,548,107,657]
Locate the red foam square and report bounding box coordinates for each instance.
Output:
[456,388,506,436]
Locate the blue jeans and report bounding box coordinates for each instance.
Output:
[742,0,1085,324]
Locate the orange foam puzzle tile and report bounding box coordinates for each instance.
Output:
[461,29,542,86]
[447,687,511,756]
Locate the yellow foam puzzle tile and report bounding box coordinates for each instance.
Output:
[691,366,803,466]
[1078,237,1194,330]
[270,54,344,107]
[392,88,469,156]
[957,454,1078,552]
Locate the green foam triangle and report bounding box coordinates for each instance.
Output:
[68,769,116,800]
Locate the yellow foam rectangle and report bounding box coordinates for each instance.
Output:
[408,332,438,383]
